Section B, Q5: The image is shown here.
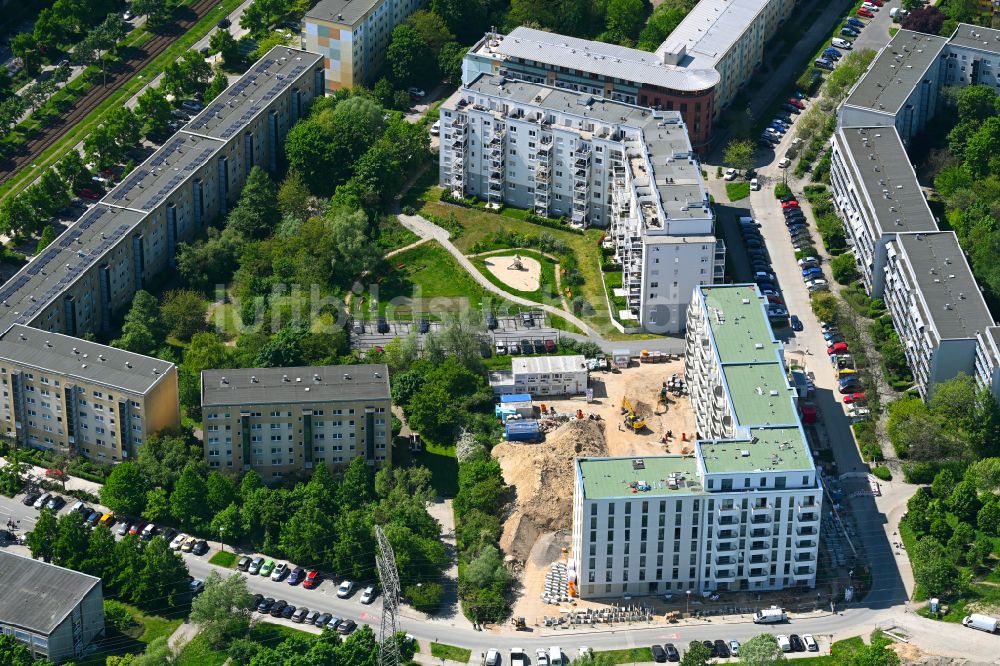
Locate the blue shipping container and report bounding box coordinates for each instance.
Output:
[505,419,541,442]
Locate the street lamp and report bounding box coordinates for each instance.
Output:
[686,590,692,616]
[219,527,225,553]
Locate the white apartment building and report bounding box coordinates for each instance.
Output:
[831,25,1000,399]
[881,232,992,398]
[302,0,425,92]
[657,0,795,116]
[571,285,820,598]
[439,75,724,333]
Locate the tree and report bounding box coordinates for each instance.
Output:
[113,290,166,355]
[406,10,455,53]
[638,3,691,51]
[0,195,37,237]
[240,0,285,38]
[56,151,89,192]
[26,509,59,562]
[135,87,173,138]
[0,634,46,666]
[977,497,1000,534]
[34,226,56,254]
[969,389,1000,458]
[137,431,201,489]
[100,462,148,516]
[0,450,29,496]
[932,468,956,499]
[210,502,244,546]
[205,67,229,103]
[830,253,859,284]
[10,33,40,76]
[163,50,212,99]
[723,138,755,175]
[210,29,241,68]
[969,536,993,569]
[680,640,712,666]
[955,84,998,123]
[142,487,171,522]
[284,120,334,195]
[386,25,435,88]
[849,630,900,666]
[160,289,207,340]
[190,572,255,647]
[228,166,280,239]
[737,633,784,665]
[53,511,91,570]
[912,536,959,597]
[277,171,311,221]
[901,5,946,34]
[171,461,210,529]
[134,536,190,612]
[80,526,117,580]
[431,0,488,42]
[947,481,981,523]
[206,471,238,513]
[604,0,646,44]
[438,41,466,83]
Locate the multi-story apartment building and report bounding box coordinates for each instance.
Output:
[837,30,948,145]
[829,126,937,296]
[881,232,992,398]
[657,0,794,121]
[831,25,1000,398]
[0,325,178,462]
[302,0,424,93]
[0,46,324,460]
[440,75,724,333]
[200,364,390,478]
[463,0,794,151]
[571,285,820,598]
[462,28,720,150]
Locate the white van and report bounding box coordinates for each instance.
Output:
[549,647,563,666]
[752,606,787,624]
[777,635,792,652]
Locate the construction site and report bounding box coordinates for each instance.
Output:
[491,357,699,625]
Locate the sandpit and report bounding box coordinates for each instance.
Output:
[483,254,542,292]
[493,419,607,564]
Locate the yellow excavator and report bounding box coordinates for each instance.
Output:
[622,397,646,432]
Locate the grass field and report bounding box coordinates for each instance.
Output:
[791,636,865,664]
[393,436,458,497]
[76,605,182,666]
[419,199,613,333]
[431,642,472,663]
[593,647,654,663]
[176,633,229,666]
[208,550,237,568]
[726,181,751,201]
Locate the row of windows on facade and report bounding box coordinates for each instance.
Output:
[208,407,385,418]
[584,561,804,584]
[206,429,387,443]
[586,533,808,557]
[2,374,143,407]
[206,419,384,432]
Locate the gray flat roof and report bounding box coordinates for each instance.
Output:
[949,23,1000,54]
[183,47,322,141]
[304,0,379,25]
[838,126,937,236]
[512,354,587,375]
[657,0,770,69]
[488,27,720,92]
[895,232,993,340]
[102,134,222,212]
[843,30,947,115]
[0,204,148,336]
[460,75,711,221]
[0,551,101,636]
[0,325,174,394]
[202,364,390,406]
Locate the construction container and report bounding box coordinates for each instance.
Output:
[505,419,541,442]
[498,393,534,419]
[612,349,631,368]
[639,350,667,363]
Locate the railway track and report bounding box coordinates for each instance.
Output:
[0,0,224,186]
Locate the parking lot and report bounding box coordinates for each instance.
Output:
[350,311,561,353]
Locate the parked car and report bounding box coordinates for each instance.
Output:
[271,563,289,581]
[192,540,209,555]
[337,619,357,634]
[288,567,306,585]
[750,177,760,191]
[843,392,866,404]
[768,124,786,134]
[823,48,842,60]
[847,17,865,28]
[314,612,333,627]
[116,521,132,536]
[857,7,874,18]
[292,607,310,623]
[802,267,823,280]
[217,18,231,29]
[22,492,40,507]
[99,513,115,527]
[714,640,731,658]
[34,493,53,509]
[781,103,801,113]
[78,187,100,200]
[337,580,355,598]
[361,586,377,604]
[304,610,319,625]
[86,511,102,528]
[778,158,791,168]
[815,58,834,70]
[257,597,275,613]
[724,168,738,181]
[140,524,157,540]
[45,495,66,511]
[781,200,800,209]
[663,644,680,662]
[281,604,296,620]
[787,98,805,109]
[303,570,321,589]
[832,37,853,49]
[170,533,187,550]
[269,600,288,617]
[238,556,252,571]
[803,635,819,652]
[798,257,819,269]
[860,2,878,12]
[789,635,805,652]
[828,342,849,355]
[430,121,440,136]
[260,559,275,577]
[790,315,803,331]
[407,87,426,99]
[652,645,667,663]
[806,278,829,292]
[842,27,859,37]
[248,557,265,575]
[178,536,195,552]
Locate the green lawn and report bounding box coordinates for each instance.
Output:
[726,181,751,201]
[593,647,653,663]
[431,642,472,663]
[788,636,865,664]
[419,199,613,333]
[392,437,458,497]
[208,550,237,568]
[176,633,229,666]
[76,605,182,666]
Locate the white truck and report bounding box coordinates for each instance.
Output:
[963,614,999,633]
[753,606,788,624]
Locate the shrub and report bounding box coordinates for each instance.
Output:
[402,205,416,215]
[103,600,135,633]
[872,466,892,481]
[774,182,791,198]
[406,581,444,613]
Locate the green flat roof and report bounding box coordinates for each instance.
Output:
[700,285,780,364]
[723,363,797,426]
[578,456,703,500]
[699,426,812,474]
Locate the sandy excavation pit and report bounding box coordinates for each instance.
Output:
[483,254,542,292]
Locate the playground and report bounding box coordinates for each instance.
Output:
[482,253,543,292]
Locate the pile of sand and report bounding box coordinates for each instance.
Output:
[493,419,607,563]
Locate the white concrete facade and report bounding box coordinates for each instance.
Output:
[509,355,588,396]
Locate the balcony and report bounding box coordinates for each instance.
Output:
[748,541,769,552]
[747,568,769,582]
[750,514,771,525]
[793,539,816,551]
[713,569,736,582]
[716,529,737,541]
[793,566,815,578]
[750,527,771,538]
[796,526,817,536]
[797,511,819,523]
[794,553,816,563]
[715,555,736,566]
